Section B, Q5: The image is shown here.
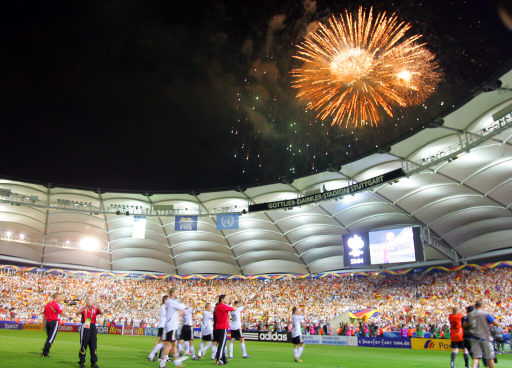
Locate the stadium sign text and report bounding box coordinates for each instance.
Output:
[22,323,43,331]
[411,338,451,351]
[357,337,411,349]
[258,331,290,342]
[0,321,23,330]
[249,169,405,212]
[58,324,79,332]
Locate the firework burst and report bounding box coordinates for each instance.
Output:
[291,7,442,127]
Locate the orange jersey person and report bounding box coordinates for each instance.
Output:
[449,312,464,342]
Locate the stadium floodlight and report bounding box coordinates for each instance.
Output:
[19,234,25,240]
[343,193,360,204]
[132,216,147,239]
[5,231,12,238]
[79,237,99,251]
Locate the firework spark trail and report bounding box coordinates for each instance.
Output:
[291,6,442,127]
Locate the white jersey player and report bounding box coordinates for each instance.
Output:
[198,302,216,359]
[159,289,190,368]
[228,301,250,359]
[291,306,305,363]
[148,295,168,362]
[178,301,197,359]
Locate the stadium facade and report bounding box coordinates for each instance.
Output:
[0,68,511,276]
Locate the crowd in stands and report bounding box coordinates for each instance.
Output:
[0,266,511,336]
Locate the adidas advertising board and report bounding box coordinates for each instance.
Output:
[257,331,290,342]
[242,332,259,341]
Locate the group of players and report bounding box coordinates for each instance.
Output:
[448,301,504,368]
[42,287,506,368]
[147,289,253,367]
[147,289,307,367]
[41,288,305,368]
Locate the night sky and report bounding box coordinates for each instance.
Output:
[2,0,511,191]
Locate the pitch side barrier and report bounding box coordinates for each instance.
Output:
[2,323,509,349]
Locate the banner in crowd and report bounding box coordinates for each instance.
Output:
[248,169,405,212]
[174,216,198,231]
[349,309,380,320]
[216,213,239,230]
[357,337,412,349]
[411,338,452,351]
[0,261,511,280]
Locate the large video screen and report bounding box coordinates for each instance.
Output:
[369,226,418,265]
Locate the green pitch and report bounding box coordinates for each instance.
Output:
[0,329,510,368]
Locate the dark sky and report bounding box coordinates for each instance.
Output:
[2,0,511,192]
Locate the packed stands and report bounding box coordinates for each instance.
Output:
[1,265,511,336]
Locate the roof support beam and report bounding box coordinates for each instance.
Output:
[146,194,177,273]
[370,190,463,263]
[238,188,310,273]
[192,193,242,274]
[40,184,51,267]
[98,191,113,271]
[421,226,460,264]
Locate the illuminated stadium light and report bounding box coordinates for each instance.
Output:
[132,216,147,239]
[343,193,360,204]
[79,237,99,251]
[19,233,25,240]
[5,231,12,238]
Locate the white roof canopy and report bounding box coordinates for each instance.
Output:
[0,69,511,275]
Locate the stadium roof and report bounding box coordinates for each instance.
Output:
[0,68,511,275]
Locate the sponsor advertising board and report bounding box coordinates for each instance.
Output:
[411,338,451,351]
[22,323,43,331]
[123,327,145,336]
[257,331,290,343]
[193,327,201,339]
[242,331,259,341]
[348,336,358,346]
[357,337,411,349]
[108,326,123,335]
[302,335,350,346]
[97,326,109,334]
[58,324,79,332]
[0,321,23,330]
[144,327,159,336]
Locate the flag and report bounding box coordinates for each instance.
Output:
[216,213,239,230]
[349,309,380,319]
[175,216,198,231]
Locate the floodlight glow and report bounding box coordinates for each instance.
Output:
[343,193,360,204]
[5,231,12,238]
[19,234,25,240]
[132,216,147,239]
[79,238,99,251]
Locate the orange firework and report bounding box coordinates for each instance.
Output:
[291,6,442,127]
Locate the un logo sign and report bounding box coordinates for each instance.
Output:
[221,215,235,228]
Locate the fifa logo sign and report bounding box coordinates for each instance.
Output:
[179,218,194,230]
[175,216,198,231]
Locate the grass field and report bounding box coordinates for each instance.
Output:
[0,329,510,368]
